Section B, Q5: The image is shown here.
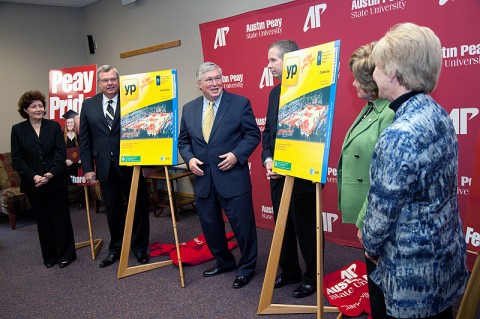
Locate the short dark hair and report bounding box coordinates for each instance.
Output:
[269,40,299,59]
[17,90,46,119]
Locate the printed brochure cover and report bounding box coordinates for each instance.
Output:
[273,40,340,183]
[119,69,178,165]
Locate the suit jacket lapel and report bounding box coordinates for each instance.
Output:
[112,98,121,128]
[191,97,203,141]
[37,119,50,145]
[210,92,231,139]
[23,120,41,145]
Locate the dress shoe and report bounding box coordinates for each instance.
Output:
[45,262,56,268]
[292,282,316,298]
[232,274,254,289]
[59,257,76,268]
[202,266,235,277]
[274,273,302,289]
[135,252,149,264]
[99,254,118,268]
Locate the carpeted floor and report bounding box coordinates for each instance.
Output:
[0,201,477,319]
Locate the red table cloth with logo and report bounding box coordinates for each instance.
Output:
[323,260,371,318]
[149,232,238,265]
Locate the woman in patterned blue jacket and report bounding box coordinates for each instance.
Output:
[361,23,468,319]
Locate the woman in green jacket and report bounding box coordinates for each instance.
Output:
[337,42,394,318]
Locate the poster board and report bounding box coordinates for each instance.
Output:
[119,69,178,166]
[273,41,340,183]
[49,64,97,185]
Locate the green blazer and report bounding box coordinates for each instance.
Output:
[337,98,394,227]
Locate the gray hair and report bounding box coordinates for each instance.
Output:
[97,65,119,79]
[196,62,222,82]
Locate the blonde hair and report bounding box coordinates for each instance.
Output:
[371,23,442,93]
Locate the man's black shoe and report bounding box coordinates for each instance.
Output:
[292,282,316,298]
[59,256,76,268]
[274,274,302,289]
[135,252,149,264]
[232,273,254,289]
[202,266,235,277]
[99,254,118,268]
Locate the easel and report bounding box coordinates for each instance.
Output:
[456,250,480,319]
[74,185,103,259]
[116,166,185,288]
[258,176,341,319]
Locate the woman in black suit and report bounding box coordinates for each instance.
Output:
[11,90,76,268]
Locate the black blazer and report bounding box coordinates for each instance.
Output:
[79,93,122,182]
[11,118,68,194]
[261,84,315,194]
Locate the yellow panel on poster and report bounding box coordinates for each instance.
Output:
[273,41,340,183]
[119,69,178,166]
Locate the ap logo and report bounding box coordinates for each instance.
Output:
[259,67,274,89]
[303,4,327,32]
[214,27,229,49]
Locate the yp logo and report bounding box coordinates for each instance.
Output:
[122,78,138,101]
[283,56,300,86]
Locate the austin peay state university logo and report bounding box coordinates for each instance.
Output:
[303,4,327,32]
[214,26,229,49]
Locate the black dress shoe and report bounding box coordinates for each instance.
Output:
[232,274,254,289]
[59,257,75,268]
[45,262,56,268]
[274,274,302,289]
[292,282,316,298]
[135,252,149,264]
[203,266,235,277]
[99,254,118,268]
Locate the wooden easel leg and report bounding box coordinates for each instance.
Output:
[456,251,480,319]
[258,175,294,313]
[116,166,178,281]
[257,177,339,316]
[164,166,185,287]
[74,185,103,260]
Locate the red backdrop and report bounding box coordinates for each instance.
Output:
[199,0,480,253]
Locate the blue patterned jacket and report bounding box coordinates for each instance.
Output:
[362,93,468,318]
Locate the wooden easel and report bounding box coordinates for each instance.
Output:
[257,176,341,319]
[117,166,185,288]
[74,185,103,260]
[456,250,480,319]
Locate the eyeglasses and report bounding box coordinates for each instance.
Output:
[202,76,223,84]
[99,77,118,84]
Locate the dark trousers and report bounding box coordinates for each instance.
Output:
[28,187,76,265]
[100,163,150,255]
[366,256,388,318]
[195,186,257,277]
[271,178,317,284]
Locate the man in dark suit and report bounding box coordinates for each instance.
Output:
[262,40,317,298]
[178,62,260,289]
[79,65,150,268]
